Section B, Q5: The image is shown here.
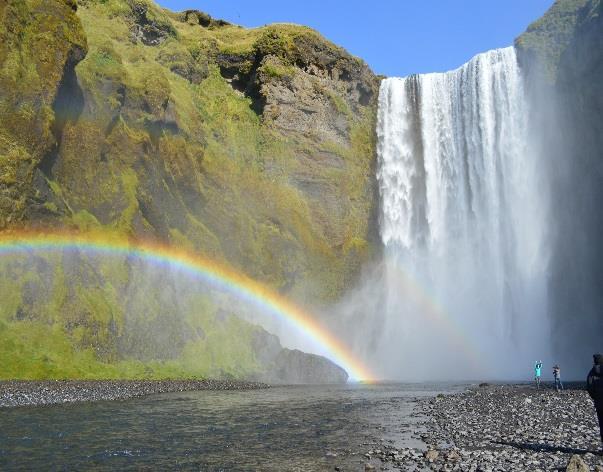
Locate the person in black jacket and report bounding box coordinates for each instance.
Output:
[587,353,603,445]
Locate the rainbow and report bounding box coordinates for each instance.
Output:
[0,229,375,382]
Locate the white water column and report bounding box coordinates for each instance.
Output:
[374,47,550,379]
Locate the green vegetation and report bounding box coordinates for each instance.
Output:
[0,0,87,225]
[47,0,378,303]
[0,0,378,379]
[259,58,297,80]
[0,320,258,380]
[0,253,262,380]
[515,0,595,79]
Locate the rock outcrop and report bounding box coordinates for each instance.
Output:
[566,455,590,472]
[252,330,348,384]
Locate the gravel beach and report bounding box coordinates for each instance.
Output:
[363,384,603,471]
[0,379,269,408]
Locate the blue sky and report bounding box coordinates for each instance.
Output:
[155,1,554,77]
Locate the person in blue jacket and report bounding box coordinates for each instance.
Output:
[534,360,542,389]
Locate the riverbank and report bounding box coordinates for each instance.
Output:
[364,384,603,471]
[0,383,436,470]
[0,379,269,408]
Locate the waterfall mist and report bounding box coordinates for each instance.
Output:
[331,47,554,381]
[522,2,603,375]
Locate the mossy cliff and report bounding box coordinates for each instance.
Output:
[0,249,348,382]
[0,0,377,380]
[0,0,87,226]
[2,0,380,303]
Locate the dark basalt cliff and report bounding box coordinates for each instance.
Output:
[516,0,603,372]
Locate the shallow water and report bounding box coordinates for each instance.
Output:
[0,383,464,471]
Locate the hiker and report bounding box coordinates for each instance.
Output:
[587,353,603,445]
[534,360,542,389]
[553,364,563,391]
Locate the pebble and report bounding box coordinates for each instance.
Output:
[362,384,603,471]
[0,379,269,408]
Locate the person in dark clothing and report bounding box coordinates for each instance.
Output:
[586,353,603,445]
[553,364,563,391]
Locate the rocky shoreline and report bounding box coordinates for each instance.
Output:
[362,384,603,471]
[0,379,269,408]
[3,381,603,470]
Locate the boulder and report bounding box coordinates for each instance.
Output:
[565,455,589,472]
[424,449,439,462]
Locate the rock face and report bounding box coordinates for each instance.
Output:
[1,0,380,304]
[252,329,348,384]
[0,0,375,381]
[516,0,603,374]
[515,0,594,79]
[0,246,352,382]
[0,0,87,226]
[271,349,349,384]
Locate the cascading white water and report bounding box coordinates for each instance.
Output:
[374,47,551,380]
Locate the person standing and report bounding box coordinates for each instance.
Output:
[534,360,543,389]
[587,353,603,446]
[553,364,563,391]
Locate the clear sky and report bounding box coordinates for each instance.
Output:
[154,0,554,77]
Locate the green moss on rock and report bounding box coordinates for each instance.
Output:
[515,0,594,79]
[0,0,87,226]
[0,0,380,380]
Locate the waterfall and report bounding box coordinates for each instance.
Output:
[374,47,551,380]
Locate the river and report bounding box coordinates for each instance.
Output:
[0,383,464,471]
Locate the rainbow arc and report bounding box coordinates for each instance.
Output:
[0,230,375,382]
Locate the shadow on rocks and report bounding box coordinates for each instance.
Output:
[494,440,602,457]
